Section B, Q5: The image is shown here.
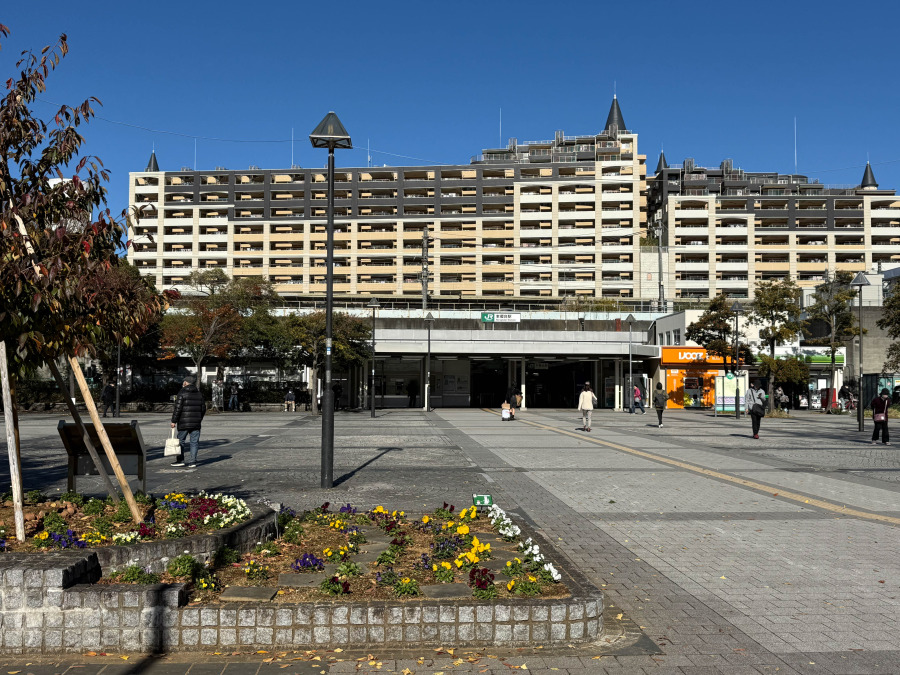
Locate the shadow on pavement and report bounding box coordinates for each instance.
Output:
[334,446,403,486]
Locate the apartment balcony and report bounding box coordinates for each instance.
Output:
[717,261,749,271]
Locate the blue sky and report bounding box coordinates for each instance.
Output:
[3,1,899,216]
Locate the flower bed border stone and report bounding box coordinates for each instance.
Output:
[0,507,603,654]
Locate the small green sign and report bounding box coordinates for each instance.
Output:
[726,372,734,380]
[481,312,495,323]
[473,494,493,506]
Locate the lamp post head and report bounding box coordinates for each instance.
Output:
[309,112,352,149]
[731,301,743,315]
[850,271,870,288]
[367,297,381,309]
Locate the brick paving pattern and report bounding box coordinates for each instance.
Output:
[2,408,900,673]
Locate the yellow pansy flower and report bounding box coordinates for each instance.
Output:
[507,580,515,591]
[422,515,430,524]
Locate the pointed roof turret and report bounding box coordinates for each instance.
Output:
[604,95,627,136]
[860,161,878,189]
[145,151,159,172]
[656,151,668,174]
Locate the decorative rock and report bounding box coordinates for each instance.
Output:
[421,583,471,599]
[219,586,277,602]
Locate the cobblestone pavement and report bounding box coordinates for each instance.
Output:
[3,408,900,674]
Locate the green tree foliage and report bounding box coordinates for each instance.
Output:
[290,311,371,413]
[803,271,859,411]
[747,279,803,410]
[876,281,900,372]
[0,25,166,373]
[756,355,810,388]
[685,295,753,372]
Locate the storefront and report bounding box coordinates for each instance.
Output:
[772,347,845,410]
[660,347,725,409]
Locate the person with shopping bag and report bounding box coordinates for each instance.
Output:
[170,377,206,468]
[578,382,597,432]
[871,388,892,446]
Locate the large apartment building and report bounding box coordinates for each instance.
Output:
[648,156,900,300]
[127,97,650,301]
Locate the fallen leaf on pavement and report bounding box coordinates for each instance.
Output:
[401,669,414,675]
[615,613,623,620]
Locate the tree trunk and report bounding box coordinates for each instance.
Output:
[0,342,26,541]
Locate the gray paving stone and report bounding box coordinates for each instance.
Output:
[218,586,277,602]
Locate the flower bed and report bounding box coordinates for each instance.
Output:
[102,501,570,603]
[0,490,252,552]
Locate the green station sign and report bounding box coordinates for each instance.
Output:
[472,494,493,506]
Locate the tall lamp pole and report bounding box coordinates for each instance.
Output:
[367,297,380,419]
[424,312,435,412]
[626,313,636,413]
[850,272,870,432]
[732,301,743,420]
[115,341,121,418]
[310,112,351,489]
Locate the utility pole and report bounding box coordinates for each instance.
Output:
[421,227,431,310]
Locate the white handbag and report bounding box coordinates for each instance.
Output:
[164,429,182,456]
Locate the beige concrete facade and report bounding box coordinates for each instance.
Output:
[127,133,647,300]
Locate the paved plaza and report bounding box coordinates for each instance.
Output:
[2,407,900,674]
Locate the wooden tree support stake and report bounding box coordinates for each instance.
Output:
[68,355,142,524]
[0,341,26,541]
[47,361,119,503]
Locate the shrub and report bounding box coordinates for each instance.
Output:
[25,489,45,504]
[42,512,68,535]
[213,546,241,565]
[253,541,281,556]
[115,565,160,584]
[59,491,85,506]
[167,554,201,580]
[111,499,133,523]
[92,516,113,537]
[83,498,106,516]
[282,520,304,544]
[319,575,350,596]
[394,577,420,597]
[242,560,270,581]
[336,561,362,578]
[277,506,296,530]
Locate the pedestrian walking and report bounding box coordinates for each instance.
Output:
[212,379,224,412]
[746,380,766,439]
[100,382,116,418]
[228,384,239,412]
[838,384,850,411]
[632,383,646,414]
[284,389,296,412]
[506,382,521,421]
[774,386,790,414]
[171,377,206,468]
[577,382,597,432]
[406,380,419,408]
[653,382,667,427]
[871,388,892,446]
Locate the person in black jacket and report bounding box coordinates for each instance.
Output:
[171,378,206,468]
[101,382,116,418]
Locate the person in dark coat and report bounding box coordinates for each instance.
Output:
[871,388,891,446]
[653,382,668,427]
[406,380,419,408]
[101,382,116,418]
[506,382,521,420]
[171,377,206,467]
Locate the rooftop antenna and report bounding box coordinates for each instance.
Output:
[499,108,502,149]
[291,128,294,167]
[367,139,371,167]
[193,138,196,171]
[793,117,797,175]
[614,80,616,98]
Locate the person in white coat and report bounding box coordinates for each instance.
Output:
[577,382,598,432]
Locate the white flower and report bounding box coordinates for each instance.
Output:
[543,562,561,582]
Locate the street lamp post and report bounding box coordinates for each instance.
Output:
[850,272,870,432]
[424,312,435,412]
[732,301,743,420]
[310,112,351,489]
[115,341,121,418]
[367,297,380,419]
[626,313,636,413]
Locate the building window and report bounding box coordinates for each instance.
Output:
[673,329,681,345]
[666,331,672,345]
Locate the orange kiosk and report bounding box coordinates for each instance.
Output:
[661,347,725,409]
